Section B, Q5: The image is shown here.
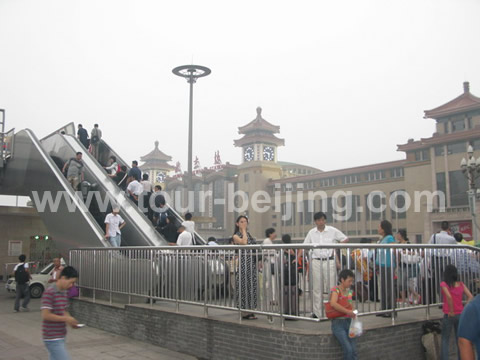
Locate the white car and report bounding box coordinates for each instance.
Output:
[5,260,66,298]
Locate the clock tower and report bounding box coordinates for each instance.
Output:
[234,107,284,237]
[234,107,285,164]
[139,141,175,187]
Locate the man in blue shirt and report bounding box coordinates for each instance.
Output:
[77,124,89,148]
[458,295,480,359]
[127,160,142,183]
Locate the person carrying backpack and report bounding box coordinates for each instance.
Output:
[90,123,102,160]
[13,254,32,312]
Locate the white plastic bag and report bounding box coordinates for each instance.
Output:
[348,318,363,338]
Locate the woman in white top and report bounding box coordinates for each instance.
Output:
[104,156,118,176]
[263,228,277,305]
[141,173,153,193]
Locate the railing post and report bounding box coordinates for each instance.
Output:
[238,248,242,322]
[128,249,131,305]
[424,248,430,320]
[150,250,154,306]
[78,251,82,299]
[308,250,314,318]
[280,248,285,329]
[390,248,396,325]
[93,249,96,303]
[109,249,113,305]
[175,249,179,312]
[372,249,377,313]
[204,248,208,317]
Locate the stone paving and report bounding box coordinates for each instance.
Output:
[0,284,196,360]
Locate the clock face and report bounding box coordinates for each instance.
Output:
[244,146,254,162]
[263,146,275,161]
[156,172,166,183]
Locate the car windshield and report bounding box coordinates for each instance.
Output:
[40,263,54,275]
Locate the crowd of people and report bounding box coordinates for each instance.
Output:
[12,210,480,359]
[60,125,203,248]
[58,125,480,358]
[227,213,480,359]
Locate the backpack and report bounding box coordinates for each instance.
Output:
[91,135,99,144]
[157,212,168,227]
[297,254,306,273]
[15,264,30,285]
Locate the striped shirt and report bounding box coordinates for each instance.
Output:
[41,284,68,340]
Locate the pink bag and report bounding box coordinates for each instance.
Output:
[68,285,79,298]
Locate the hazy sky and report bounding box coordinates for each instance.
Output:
[1,0,479,172]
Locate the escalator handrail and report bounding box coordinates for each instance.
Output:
[57,134,167,246]
[40,122,76,140]
[22,129,107,244]
[166,204,206,245]
[98,139,131,172]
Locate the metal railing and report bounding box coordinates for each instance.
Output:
[69,244,480,325]
[1,127,15,162]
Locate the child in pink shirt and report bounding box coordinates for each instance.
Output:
[440,265,473,360]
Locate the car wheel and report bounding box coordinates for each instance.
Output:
[30,284,44,298]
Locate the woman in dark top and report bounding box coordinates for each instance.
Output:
[282,234,298,316]
[232,215,258,319]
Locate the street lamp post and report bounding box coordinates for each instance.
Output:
[172,65,211,193]
[460,145,480,245]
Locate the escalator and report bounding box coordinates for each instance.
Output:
[94,138,206,245]
[0,129,108,254]
[1,125,205,253]
[1,129,169,255]
[39,132,167,248]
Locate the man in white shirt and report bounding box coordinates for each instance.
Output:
[303,211,348,319]
[207,237,218,246]
[13,254,32,312]
[429,221,456,245]
[48,258,64,284]
[176,225,193,246]
[263,228,277,305]
[127,179,144,206]
[428,220,456,304]
[140,173,154,220]
[104,207,126,247]
[181,212,195,234]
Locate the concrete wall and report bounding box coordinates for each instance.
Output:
[70,299,429,360]
[0,206,48,279]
